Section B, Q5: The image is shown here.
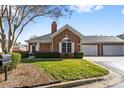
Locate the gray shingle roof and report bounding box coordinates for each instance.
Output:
[81,36,124,43]
[26,34,51,43]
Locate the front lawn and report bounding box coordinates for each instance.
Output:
[22,59,109,81]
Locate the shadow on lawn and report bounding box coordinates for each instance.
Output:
[21,58,64,63]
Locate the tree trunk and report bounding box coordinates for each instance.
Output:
[8,45,13,53]
[7,40,14,53]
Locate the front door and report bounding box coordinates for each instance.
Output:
[32,45,36,54]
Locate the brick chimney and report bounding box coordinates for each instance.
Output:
[51,21,57,34]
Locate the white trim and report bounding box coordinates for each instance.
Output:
[36,43,40,51]
[72,42,75,53]
[50,24,83,38]
[59,42,62,53]
[29,45,32,54]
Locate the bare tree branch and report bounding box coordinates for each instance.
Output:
[11,6,19,24]
[0,5,71,52]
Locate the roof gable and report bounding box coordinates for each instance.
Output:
[50,24,84,38]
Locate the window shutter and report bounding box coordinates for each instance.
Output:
[36,43,40,51]
[72,42,75,53]
[59,42,62,53]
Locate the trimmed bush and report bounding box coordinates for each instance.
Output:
[13,51,29,58]
[8,53,21,70]
[20,52,29,58]
[74,52,84,59]
[34,52,60,58]
[64,53,69,58]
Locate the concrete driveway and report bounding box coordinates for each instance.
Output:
[84,56,124,88]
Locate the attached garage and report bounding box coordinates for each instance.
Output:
[81,45,98,56]
[102,44,124,56]
[81,36,124,56]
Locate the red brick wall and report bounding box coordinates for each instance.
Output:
[39,43,50,52]
[52,28,81,52]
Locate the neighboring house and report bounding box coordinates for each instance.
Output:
[117,34,124,40]
[26,22,124,56]
[13,43,28,52]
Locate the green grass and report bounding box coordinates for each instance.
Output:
[22,59,109,81]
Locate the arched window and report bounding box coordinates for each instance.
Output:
[60,35,74,53]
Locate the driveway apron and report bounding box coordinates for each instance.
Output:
[84,56,124,88]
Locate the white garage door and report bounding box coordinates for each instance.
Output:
[81,45,97,56]
[103,45,124,56]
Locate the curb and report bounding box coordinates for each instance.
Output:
[42,77,104,88]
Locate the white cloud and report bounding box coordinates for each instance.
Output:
[94,5,103,11]
[121,8,124,14]
[70,5,104,13]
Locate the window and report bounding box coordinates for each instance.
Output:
[62,43,66,53]
[59,35,74,53]
[67,43,71,53]
[62,42,72,53]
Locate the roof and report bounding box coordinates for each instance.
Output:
[50,24,84,38]
[26,24,83,43]
[81,36,124,43]
[117,34,124,40]
[26,34,51,43]
[26,24,124,44]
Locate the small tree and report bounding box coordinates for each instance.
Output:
[0,5,72,53]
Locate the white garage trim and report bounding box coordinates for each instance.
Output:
[81,45,98,56]
[103,45,124,56]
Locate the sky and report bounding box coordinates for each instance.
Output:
[16,5,124,44]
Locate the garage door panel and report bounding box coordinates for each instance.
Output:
[81,45,97,56]
[103,45,124,56]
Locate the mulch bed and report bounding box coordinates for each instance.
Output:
[0,64,57,88]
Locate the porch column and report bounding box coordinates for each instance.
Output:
[29,44,32,54]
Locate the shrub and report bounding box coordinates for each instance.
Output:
[8,52,21,70]
[20,52,29,58]
[64,53,69,58]
[74,52,84,59]
[34,52,60,58]
[13,51,29,58]
[0,52,21,72]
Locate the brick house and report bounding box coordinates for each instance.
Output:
[26,22,124,56]
[12,43,28,52]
